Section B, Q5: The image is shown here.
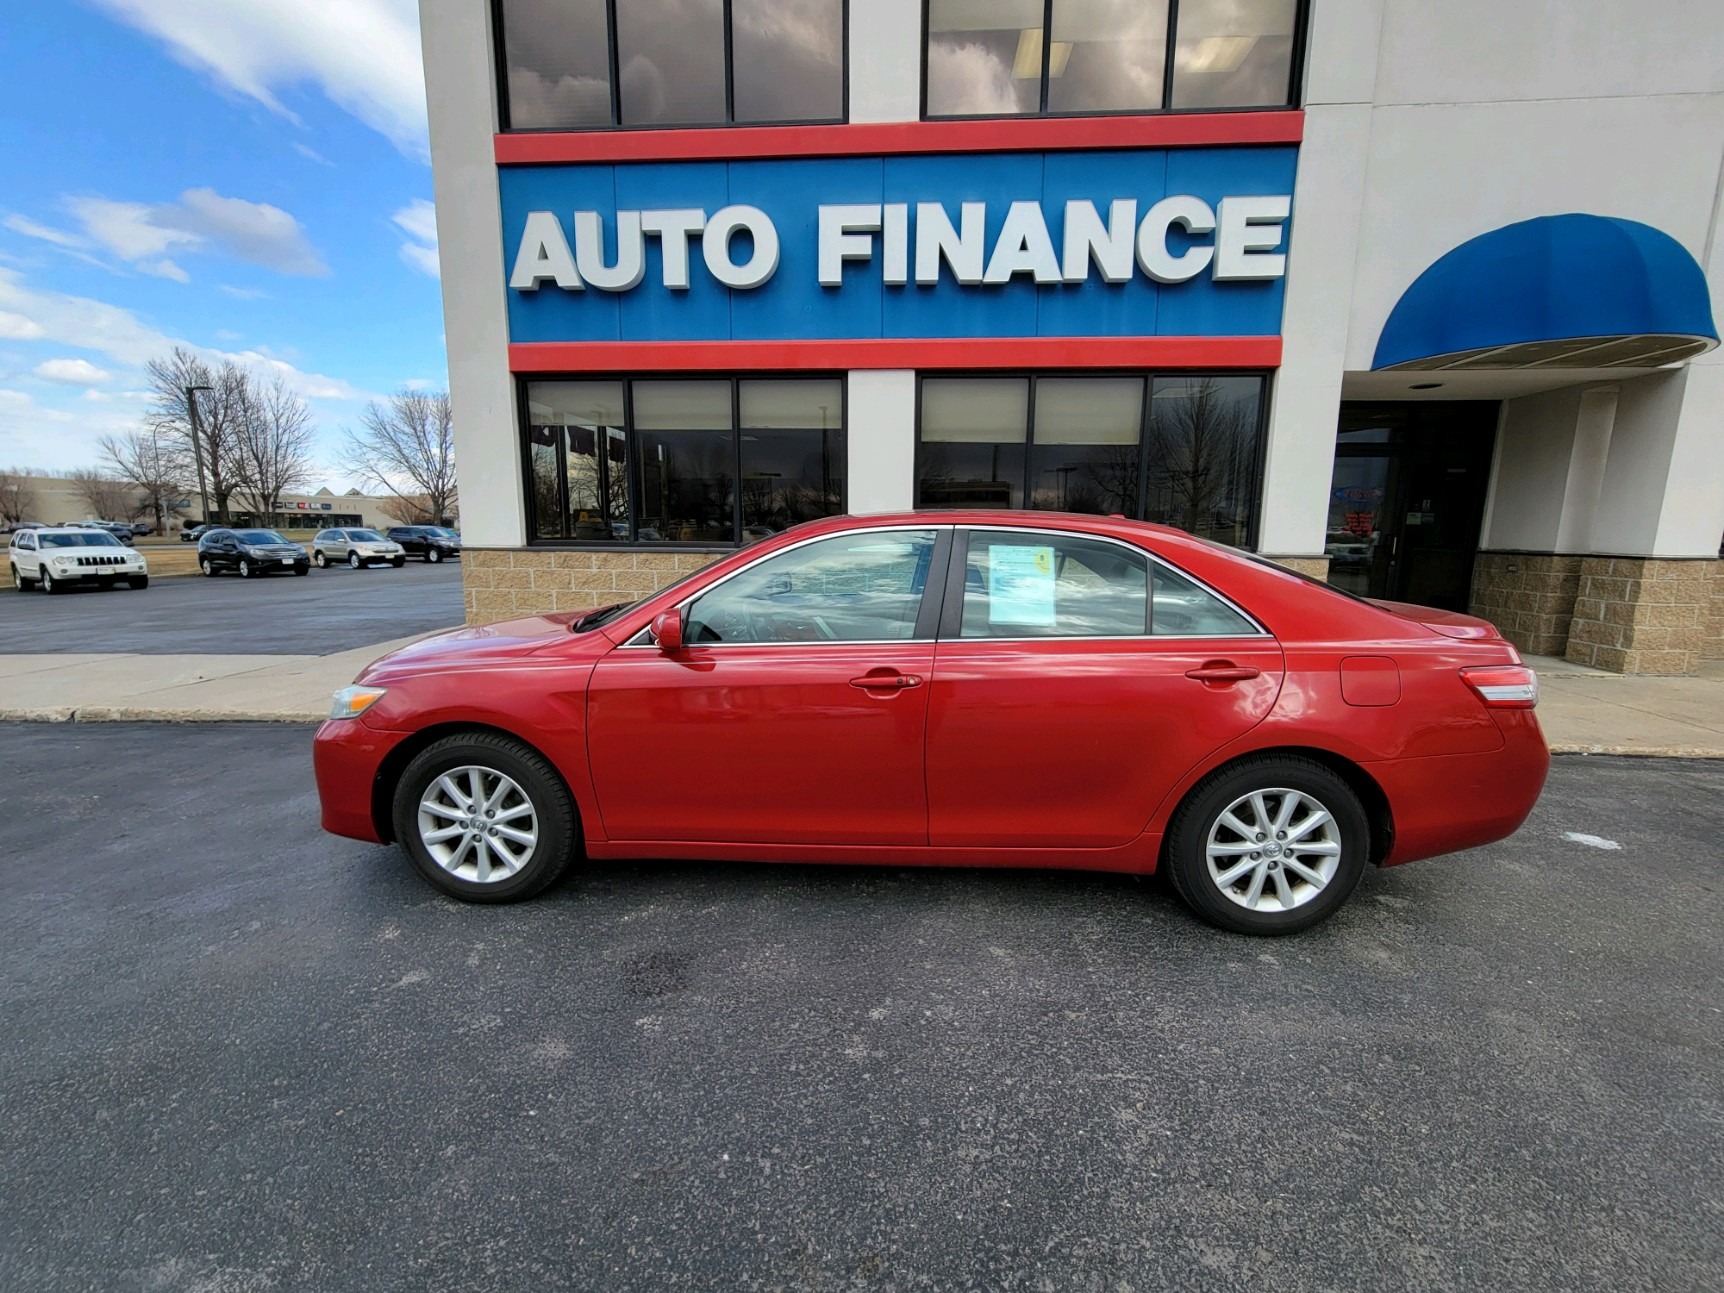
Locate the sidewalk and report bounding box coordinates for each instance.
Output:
[1,638,1719,755]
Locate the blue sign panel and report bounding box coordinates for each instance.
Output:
[498,146,1297,344]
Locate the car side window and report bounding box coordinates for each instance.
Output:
[1150,564,1257,637]
[959,532,1150,639]
[685,530,940,645]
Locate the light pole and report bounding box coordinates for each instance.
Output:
[184,384,213,525]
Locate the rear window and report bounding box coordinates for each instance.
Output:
[42,532,122,548]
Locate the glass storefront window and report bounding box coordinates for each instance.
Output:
[925,0,1301,117]
[524,377,847,546]
[915,373,1266,547]
[497,0,846,130]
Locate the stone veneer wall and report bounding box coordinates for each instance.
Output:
[1565,557,1719,675]
[1706,563,1724,661]
[462,549,722,626]
[1264,555,1331,580]
[1468,552,1584,658]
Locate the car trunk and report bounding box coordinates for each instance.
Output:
[1369,598,1503,641]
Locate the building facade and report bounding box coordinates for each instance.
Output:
[422,0,1724,673]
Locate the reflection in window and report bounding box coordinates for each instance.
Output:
[1028,377,1142,514]
[686,530,938,643]
[1170,0,1299,109]
[498,0,845,130]
[1151,563,1255,636]
[916,378,1029,509]
[1144,376,1264,548]
[915,373,1266,548]
[925,0,1298,117]
[499,0,614,130]
[525,377,846,545]
[960,532,1149,638]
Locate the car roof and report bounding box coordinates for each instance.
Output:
[33,526,123,535]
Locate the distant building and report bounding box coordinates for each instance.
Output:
[20,476,410,533]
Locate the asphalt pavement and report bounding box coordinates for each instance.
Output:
[0,560,464,655]
[2,724,1720,1292]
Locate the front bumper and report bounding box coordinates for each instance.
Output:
[313,718,412,842]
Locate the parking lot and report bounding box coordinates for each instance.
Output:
[0,560,464,655]
[1,723,1718,1292]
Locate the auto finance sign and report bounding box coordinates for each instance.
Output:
[498,147,1297,343]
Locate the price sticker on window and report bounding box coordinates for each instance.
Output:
[987,545,1057,627]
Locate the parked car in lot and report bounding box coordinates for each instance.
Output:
[181,524,214,543]
[10,526,149,592]
[312,528,405,569]
[314,512,1550,934]
[197,528,310,577]
[384,525,461,563]
[88,521,138,545]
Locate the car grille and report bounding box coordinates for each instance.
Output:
[74,555,128,567]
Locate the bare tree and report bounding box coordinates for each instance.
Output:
[1145,380,1254,540]
[144,346,247,524]
[380,493,439,526]
[0,467,41,526]
[68,468,140,522]
[225,376,317,524]
[344,390,458,526]
[100,431,186,534]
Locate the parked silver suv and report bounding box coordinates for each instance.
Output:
[311,528,406,569]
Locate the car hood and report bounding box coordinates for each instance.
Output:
[357,613,584,681]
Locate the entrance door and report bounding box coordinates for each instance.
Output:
[1324,402,1498,611]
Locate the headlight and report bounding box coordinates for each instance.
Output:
[329,685,387,720]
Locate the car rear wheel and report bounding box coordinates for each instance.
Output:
[1163,755,1369,936]
[11,564,34,591]
[128,575,149,590]
[314,550,327,568]
[348,552,361,569]
[426,547,442,564]
[199,556,214,576]
[392,733,578,903]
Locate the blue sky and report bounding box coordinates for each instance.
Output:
[0,0,445,483]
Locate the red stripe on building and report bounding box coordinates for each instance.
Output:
[508,337,1282,372]
[494,112,1304,166]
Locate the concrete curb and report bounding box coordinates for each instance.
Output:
[1548,743,1724,760]
[0,707,322,724]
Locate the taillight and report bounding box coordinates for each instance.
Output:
[1461,665,1539,709]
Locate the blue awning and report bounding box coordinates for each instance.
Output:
[1373,214,1718,371]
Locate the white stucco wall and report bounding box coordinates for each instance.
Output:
[845,370,916,513]
[419,0,523,549]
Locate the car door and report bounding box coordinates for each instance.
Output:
[923,527,1285,849]
[586,527,950,846]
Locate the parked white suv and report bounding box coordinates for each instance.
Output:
[10,526,149,593]
[311,528,406,569]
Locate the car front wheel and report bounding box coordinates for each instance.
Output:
[1163,755,1369,936]
[128,575,149,590]
[348,552,361,569]
[391,557,405,568]
[238,559,253,578]
[40,569,60,594]
[426,547,442,564]
[392,733,578,903]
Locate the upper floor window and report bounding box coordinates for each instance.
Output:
[923,0,1301,118]
[498,0,848,131]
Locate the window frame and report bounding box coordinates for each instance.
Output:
[938,524,1269,641]
[519,373,849,551]
[918,0,1310,122]
[493,0,852,133]
[912,369,1272,551]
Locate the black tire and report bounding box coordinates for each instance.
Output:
[426,547,442,564]
[128,575,149,590]
[294,565,309,576]
[392,732,578,904]
[238,559,253,578]
[40,569,61,594]
[348,551,361,569]
[11,564,34,592]
[1163,754,1370,936]
[391,557,405,568]
[200,556,215,576]
[314,550,327,568]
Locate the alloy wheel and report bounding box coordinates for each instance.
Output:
[239,559,252,578]
[348,552,360,569]
[416,765,539,884]
[427,548,441,563]
[200,557,213,576]
[40,570,54,594]
[314,551,326,568]
[1205,788,1342,913]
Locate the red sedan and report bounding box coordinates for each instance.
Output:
[313,513,1549,934]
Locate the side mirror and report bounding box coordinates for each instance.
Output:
[650,609,684,653]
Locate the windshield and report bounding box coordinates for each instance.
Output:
[350,529,384,542]
[427,527,457,538]
[572,601,636,633]
[237,530,288,545]
[42,532,122,549]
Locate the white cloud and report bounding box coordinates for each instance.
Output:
[60,189,327,279]
[4,214,86,249]
[393,198,439,279]
[0,310,45,340]
[35,358,114,385]
[219,286,269,301]
[293,142,333,166]
[91,0,429,159]
[66,197,199,261]
[145,259,192,282]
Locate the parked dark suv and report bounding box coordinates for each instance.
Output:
[197,528,310,578]
[384,526,461,563]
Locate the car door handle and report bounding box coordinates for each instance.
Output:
[1185,662,1262,683]
[849,672,923,691]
